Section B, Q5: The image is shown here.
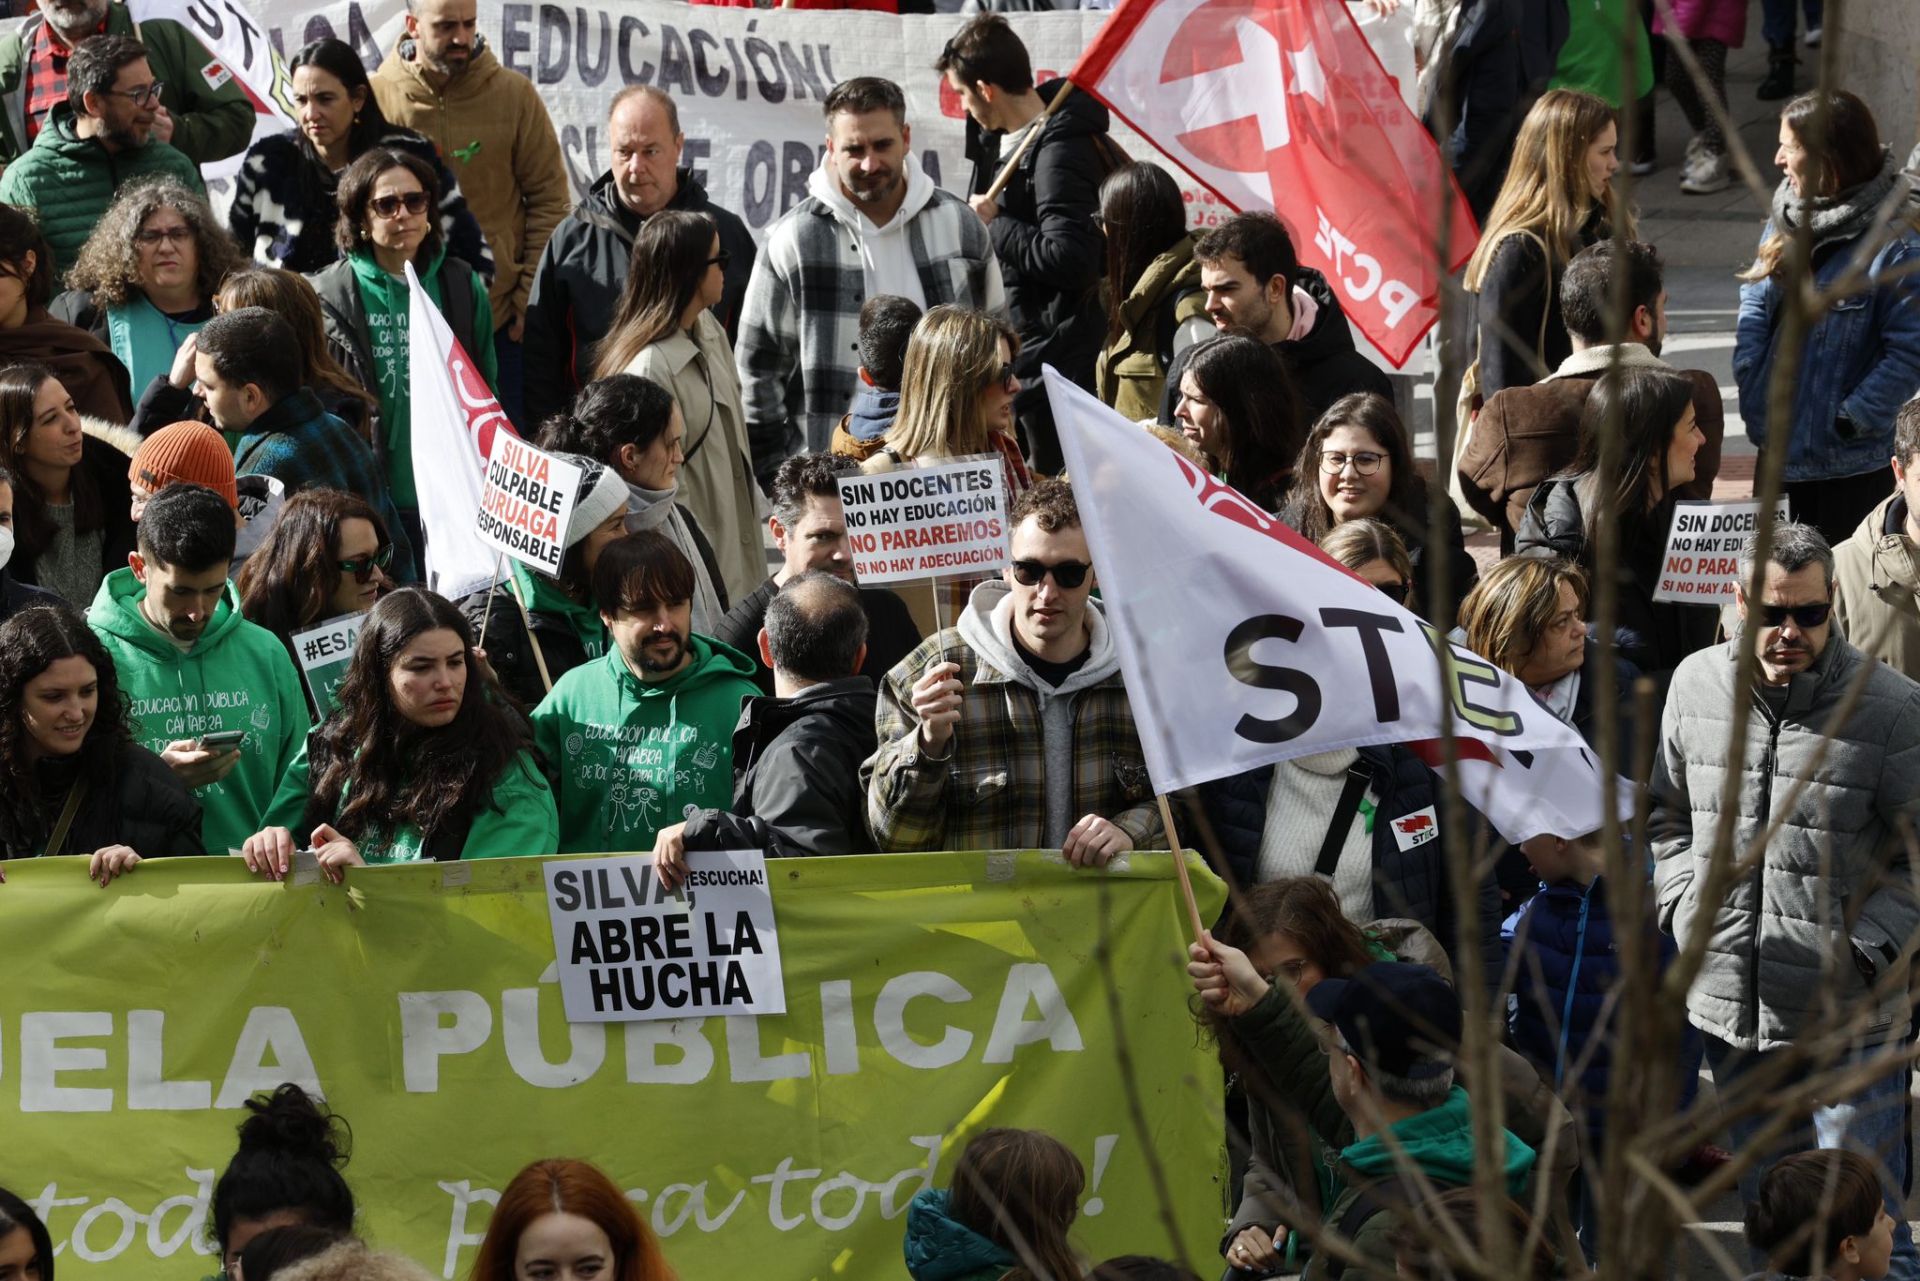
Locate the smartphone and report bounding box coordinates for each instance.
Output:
[196,730,247,751]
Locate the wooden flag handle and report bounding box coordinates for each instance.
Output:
[1155,793,1206,945]
[982,81,1078,202]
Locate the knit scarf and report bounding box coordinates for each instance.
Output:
[1770,149,1902,252]
[623,481,726,635]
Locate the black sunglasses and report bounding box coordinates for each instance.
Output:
[1757,601,1831,628]
[1375,579,1410,602]
[337,544,395,583]
[369,191,429,219]
[1010,559,1090,589]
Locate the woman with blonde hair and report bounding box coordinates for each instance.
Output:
[870,304,1033,496]
[1317,516,1417,607]
[594,209,760,605]
[1464,90,1633,400]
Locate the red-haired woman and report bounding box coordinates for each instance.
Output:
[468,1159,676,1281]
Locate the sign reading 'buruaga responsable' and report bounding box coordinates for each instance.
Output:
[476,434,582,577]
[543,852,786,1023]
[836,456,1010,585]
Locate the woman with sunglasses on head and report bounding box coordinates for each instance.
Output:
[1516,366,1714,687]
[237,489,395,719]
[1173,333,1303,513]
[1283,393,1478,627]
[0,204,132,424]
[308,148,495,556]
[241,587,556,878]
[52,177,242,398]
[593,210,760,606]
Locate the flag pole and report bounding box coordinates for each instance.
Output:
[1154,793,1205,945]
[982,81,1078,202]
[475,550,508,640]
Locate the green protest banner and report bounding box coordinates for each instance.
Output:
[0,851,1226,1279]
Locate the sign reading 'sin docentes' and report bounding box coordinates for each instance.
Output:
[836,457,1010,585]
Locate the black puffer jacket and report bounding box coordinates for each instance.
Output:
[966,80,1113,472]
[1514,475,1720,690]
[457,579,598,710]
[1159,268,1394,428]
[523,167,757,428]
[1194,744,1501,984]
[682,676,878,858]
[0,744,203,858]
[0,569,57,623]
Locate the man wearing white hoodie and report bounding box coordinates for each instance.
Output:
[736,76,1007,489]
[864,479,1160,860]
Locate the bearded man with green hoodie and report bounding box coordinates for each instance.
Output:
[532,530,760,855]
[87,484,307,855]
[1189,948,1538,1280]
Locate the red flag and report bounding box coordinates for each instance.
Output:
[1071,0,1478,365]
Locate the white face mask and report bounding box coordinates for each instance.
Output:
[0,523,13,574]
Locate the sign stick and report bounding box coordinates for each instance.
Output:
[1154,793,1206,945]
[475,550,508,641]
[983,81,1077,202]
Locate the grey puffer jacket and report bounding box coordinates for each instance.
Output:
[1650,634,1920,1051]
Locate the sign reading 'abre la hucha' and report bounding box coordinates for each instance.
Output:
[0,852,1225,1279]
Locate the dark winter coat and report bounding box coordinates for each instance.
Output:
[682,676,878,858]
[1472,203,1607,397]
[1514,475,1720,686]
[965,80,1113,469]
[127,365,376,445]
[0,570,57,623]
[0,743,202,858]
[227,128,494,279]
[1195,744,1502,984]
[1159,268,1393,427]
[523,167,756,428]
[10,432,137,600]
[458,566,604,709]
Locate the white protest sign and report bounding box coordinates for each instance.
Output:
[476,434,582,577]
[836,456,1010,585]
[544,851,786,1024]
[1653,498,1791,604]
[289,612,365,717]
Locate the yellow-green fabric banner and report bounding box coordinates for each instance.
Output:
[0,851,1226,1279]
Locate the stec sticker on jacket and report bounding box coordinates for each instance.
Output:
[1390,806,1439,852]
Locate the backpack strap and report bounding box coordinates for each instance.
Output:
[1323,1175,1419,1281]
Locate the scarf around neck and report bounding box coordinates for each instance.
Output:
[1770,149,1902,251]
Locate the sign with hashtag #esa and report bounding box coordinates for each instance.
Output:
[290,613,365,718]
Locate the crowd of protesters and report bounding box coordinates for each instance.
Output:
[0,0,1919,1276]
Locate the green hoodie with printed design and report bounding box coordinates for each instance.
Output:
[86,568,308,855]
[530,635,760,855]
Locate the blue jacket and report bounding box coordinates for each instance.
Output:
[1504,875,1699,1142]
[1735,217,1920,483]
[1195,744,1502,986]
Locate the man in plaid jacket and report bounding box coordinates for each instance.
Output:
[864,479,1160,858]
[735,76,1007,489]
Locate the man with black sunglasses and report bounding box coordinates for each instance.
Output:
[866,478,1160,862]
[1652,520,1920,1277]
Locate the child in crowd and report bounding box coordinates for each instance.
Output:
[1746,1151,1896,1281]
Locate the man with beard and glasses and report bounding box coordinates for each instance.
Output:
[532,530,760,855]
[371,0,569,429]
[85,482,307,855]
[736,76,1006,487]
[1458,238,1728,551]
[0,0,253,166]
[0,35,203,279]
[1651,520,1920,1281]
[864,478,1160,860]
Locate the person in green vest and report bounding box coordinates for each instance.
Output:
[243,586,557,879]
[1550,0,1654,108]
[531,529,759,855]
[86,483,306,856]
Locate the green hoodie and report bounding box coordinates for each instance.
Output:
[512,560,607,659]
[348,244,497,508]
[261,742,558,862]
[86,568,308,854]
[530,635,760,855]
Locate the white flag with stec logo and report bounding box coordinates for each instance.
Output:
[1045,370,1622,844]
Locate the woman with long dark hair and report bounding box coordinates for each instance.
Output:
[1735,89,1920,546]
[1516,367,1712,681]
[0,204,132,423]
[1094,162,1209,421]
[240,588,556,877]
[1173,333,1303,511]
[0,604,200,870]
[208,1084,357,1277]
[0,361,136,605]
[229,37,491,277]
[0,1185,53,1281]
[1283,393,1477,625]
[309,148,495,543]
[904,1128,1085,1281]
[237,489,394,705]
[594,210,760,604]
[467,1158,678,1281]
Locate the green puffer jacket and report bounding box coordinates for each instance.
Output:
[0,108,203,280]
[0,4,255,165]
